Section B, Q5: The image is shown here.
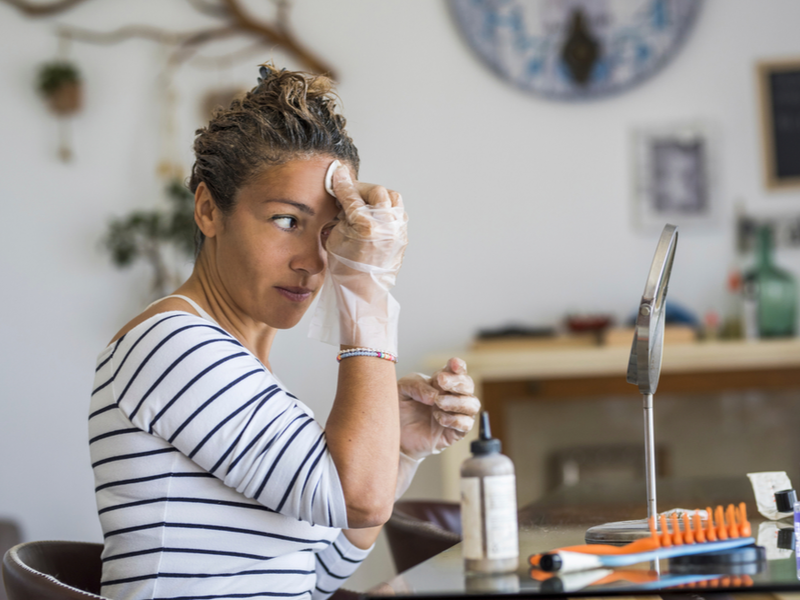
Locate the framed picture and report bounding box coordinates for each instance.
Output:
[758,58,800,189]
[632,122,716,229]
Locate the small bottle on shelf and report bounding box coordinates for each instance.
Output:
[720,269,744,339]
[742,225,797,338]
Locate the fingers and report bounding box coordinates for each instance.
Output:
[397,373,437,406]
[360,182,394,209]
[388,189,403,209]
[398,363,480,450]
[431,357,480,438]
[431,357,472,394]
[398,371,480,418]
[332,163,402,216]
[432,369,474,396]
[433,409,474,434]
[331,164,364,217]
[434,393,481,417]
[432,394,480,439]
[445,357,467,375]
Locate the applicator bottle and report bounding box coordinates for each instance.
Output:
[460,411,519,574]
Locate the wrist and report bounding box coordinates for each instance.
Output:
[336,294,400,355]
[400,449,425,464]
[337,347,397,363]
[395,451,424,500]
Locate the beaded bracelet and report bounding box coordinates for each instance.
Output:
[337,347,398,363]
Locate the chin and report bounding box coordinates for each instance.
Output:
[266,310,308,330]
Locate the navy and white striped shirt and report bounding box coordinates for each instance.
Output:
[89,311,369,600]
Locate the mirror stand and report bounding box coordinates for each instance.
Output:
[585,224,679,545]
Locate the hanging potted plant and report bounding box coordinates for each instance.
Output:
[37,60,83,116]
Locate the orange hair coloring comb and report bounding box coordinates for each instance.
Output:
[530,504,754,573]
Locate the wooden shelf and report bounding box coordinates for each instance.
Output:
[426,336,800,502]
[426,337,800,382]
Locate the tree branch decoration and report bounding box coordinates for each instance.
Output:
[2,0,337,77]
[103,180,197,299]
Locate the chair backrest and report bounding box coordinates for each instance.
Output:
[384,500,461,574]
[0,520,22,600]
[2,541,105,600]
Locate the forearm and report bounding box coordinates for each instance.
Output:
[326,353,399,527]
[316,167,405,528]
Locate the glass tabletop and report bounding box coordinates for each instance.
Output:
[366,478,800,599]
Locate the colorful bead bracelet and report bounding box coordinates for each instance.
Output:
[336,348,397,363]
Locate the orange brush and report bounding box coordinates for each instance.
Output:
[530,504,754,572]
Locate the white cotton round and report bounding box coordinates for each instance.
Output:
[324,159,340,196]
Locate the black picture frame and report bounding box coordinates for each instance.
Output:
[632,122,716,229]
[758,58,800,189]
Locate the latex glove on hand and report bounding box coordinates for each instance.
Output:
[309,162,408,355]
[395,358,481,499]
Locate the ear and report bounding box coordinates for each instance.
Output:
[194,182,220,239]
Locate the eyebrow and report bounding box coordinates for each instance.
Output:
[264,199,315,215]
[263,199,340,223]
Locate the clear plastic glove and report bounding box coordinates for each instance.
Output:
[309,164,408,355]
[398,358,481,461]
[395,451,424,501]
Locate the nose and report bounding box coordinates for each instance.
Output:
[290,233,326,276]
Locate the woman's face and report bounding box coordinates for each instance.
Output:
[209,155,343,330]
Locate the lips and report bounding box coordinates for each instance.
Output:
[275,286,314,302]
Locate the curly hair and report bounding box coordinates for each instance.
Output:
[189,63,360,247]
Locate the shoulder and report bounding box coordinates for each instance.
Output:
[109,297,201,345]
[113,311,235,361]
[109,304,240,370]
[108,310,250,409]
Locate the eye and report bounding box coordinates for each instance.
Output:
[272,215,297,231]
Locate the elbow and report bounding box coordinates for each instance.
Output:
[345,496,394,528]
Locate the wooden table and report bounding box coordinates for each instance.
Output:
[425,338,800,501]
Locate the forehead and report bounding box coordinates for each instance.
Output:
[251,155,333,189]
[238,156,342,216]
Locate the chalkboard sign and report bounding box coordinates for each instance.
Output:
[759,59,800,189]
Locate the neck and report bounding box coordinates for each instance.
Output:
[755,234,772,270]
[175,246,277,368]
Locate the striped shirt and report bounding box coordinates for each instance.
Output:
[89,311,369,600]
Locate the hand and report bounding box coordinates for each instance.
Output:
[326,165,407,275]
[398,358,481,460]
[309,164,408,354]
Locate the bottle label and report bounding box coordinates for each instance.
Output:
[742,280,759,339]
[461,475,519,560]
[794,501,800,538]
[461,477,483,560]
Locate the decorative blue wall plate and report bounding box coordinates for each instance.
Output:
[448,0,703,101]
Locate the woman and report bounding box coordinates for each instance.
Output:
[89,65,480,600]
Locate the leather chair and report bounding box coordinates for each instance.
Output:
[0,521,22,600]
[384,500,461,574]
[2,541,367,600]
[2,541,105,600]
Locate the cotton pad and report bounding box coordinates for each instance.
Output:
[324,160,340,196]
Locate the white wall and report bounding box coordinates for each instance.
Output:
[2,0,800,592]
